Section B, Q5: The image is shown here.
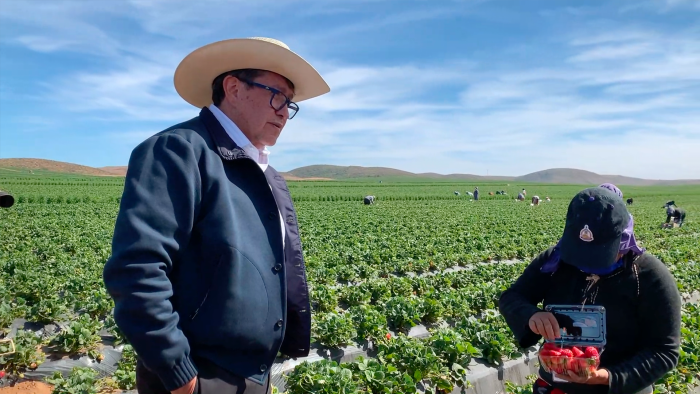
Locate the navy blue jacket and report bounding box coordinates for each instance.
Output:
[103,107,311,391]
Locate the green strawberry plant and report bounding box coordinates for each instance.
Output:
[348,305,388,342]
[285,360,358,394]
[383,296,422,332]
[45,367,104,394]
[0,330,46,374]
[51,314,103,359]
[112,345,137,390]
[310,284,339,313]
[312,312,357,349]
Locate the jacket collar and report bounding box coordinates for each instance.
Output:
[199,106,251,161]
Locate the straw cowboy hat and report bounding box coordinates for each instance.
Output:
[174,37,330,108]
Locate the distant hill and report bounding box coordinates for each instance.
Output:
[100,166,129,176]
[287,165,700,186]
[2,159,699,185]
[287,165,415,179]
[514,168,695,186]
[0,158,118,177]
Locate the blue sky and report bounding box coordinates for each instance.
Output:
[1,0,699,179]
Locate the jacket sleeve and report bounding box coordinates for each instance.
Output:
[606,256,681,394]
[498,248,554,348]
[103,133,201,391]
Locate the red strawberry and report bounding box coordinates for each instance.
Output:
[584,346,600,358]
[543,342,557,351]
[572,358,588,374]
[549,350,562,356]
[558,349,573,370]
[386,333,392,340]
[0,370,5,379]
[571,346,585,357]
[560,349,574,358]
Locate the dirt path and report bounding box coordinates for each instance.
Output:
[0,381,52,394]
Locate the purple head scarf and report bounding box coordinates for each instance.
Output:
[599,183,623,198]
[541,184,645,274]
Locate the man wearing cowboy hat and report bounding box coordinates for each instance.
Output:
[103,37,330,394]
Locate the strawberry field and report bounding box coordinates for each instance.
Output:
[1,174,699,393]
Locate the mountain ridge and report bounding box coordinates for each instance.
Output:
[1,159,699,186]
[286,165,700,185]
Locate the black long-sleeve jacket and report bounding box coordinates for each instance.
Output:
[499,247,681,394]
[665,208,686,223]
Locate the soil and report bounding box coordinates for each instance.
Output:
[0,381,52,394]
[0,381,125,394]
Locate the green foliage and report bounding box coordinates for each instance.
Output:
[1,177,699,392]
[51,314,103,359]
[112,345,137,390]
[0,330,46,374]
[45,367,102,394]
[312,312,357,348]
[285,360,359,394]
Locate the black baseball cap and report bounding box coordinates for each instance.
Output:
[559,187,630,272]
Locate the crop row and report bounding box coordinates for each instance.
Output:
[1,182,698,393]
[286,302,700,394]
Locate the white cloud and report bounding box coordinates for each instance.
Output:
[567,42,657,62]
[1,0,699,179]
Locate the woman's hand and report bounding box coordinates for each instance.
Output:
[554,369,610,385]
[528,312,561,340]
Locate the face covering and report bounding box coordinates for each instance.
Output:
[581,257,625,275]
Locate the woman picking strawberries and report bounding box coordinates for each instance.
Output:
[499,187,681,394]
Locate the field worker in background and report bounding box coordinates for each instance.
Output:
[364,195,375,205]
[499,187,680,394]
[517,192,525,201]
[665,204,686,228]
[522,188,527,196]
[546,196,551,202]
[103,38,330,394]
[531,195,540,206]
[474,187,479,201]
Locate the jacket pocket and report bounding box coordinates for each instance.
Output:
[187,246,270,349]
[189,254,224,321]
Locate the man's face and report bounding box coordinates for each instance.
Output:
[225,71,294,149]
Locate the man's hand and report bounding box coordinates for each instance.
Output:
[554,368,610,385]
[171,376,197,394]
[529,312,561,340]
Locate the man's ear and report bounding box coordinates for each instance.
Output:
[223,76,241,102]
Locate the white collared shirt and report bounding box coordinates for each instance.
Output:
[209,104,285,247]
[209,104,270,171]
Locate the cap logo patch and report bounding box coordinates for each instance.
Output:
[579,225,594,242]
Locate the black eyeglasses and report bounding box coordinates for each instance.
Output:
[239,79,299,119]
